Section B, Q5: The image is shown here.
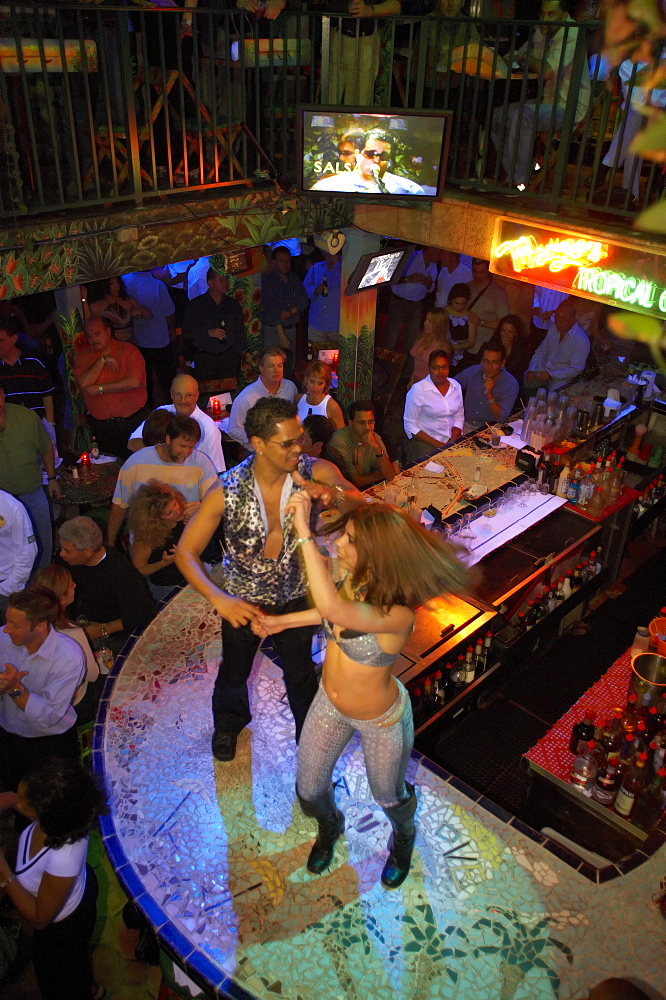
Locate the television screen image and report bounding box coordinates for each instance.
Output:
[345,245,415,296]
[299,108,451,198]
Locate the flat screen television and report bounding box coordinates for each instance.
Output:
[298,107,451,199]
[345,244,416,296]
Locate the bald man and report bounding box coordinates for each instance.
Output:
[127,373,225,472]
[525,299,590,392]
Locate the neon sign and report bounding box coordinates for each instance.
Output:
[493,235,609,274]
[574,267,666,313]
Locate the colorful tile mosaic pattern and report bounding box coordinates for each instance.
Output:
[94,580,666,1000]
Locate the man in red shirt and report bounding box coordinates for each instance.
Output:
[74,317,148,456]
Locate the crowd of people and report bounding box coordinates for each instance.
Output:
[0,233,634,999]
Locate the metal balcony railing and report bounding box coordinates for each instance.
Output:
[0,3,663,226]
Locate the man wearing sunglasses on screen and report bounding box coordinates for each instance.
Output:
[311,130,425,195]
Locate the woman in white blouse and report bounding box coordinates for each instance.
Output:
[0,759,107,1000]
[403,348,464,463]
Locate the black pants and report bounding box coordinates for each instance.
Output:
[0,726,80,792]
[87,407,148,459]
[140,343,177,406]
[32,864,98,1000]
[212,595,317,742]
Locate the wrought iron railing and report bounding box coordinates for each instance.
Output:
[0,3,663,227]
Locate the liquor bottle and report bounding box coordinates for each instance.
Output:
[562,572,573,599]
[515,611,527,634]
[90,437,100,460]
[614,752,649,819]
[590,756,621,806]
[623,694,639,733]
[547,586,558,613]
[423,674,434,709]
[633,720,649,757]
[579,472,595,507]
[556,463,570,498]
[96,628,114,674]
[452,655,466,692]
[569,709,597,754]
[617,733,637,776]
[566,467,581,503]
[482,630,493,671]
[596,716,623,762]
[444,662,456,699]
[632,767,666,832]
[580,560,591,584]
[474,636,484,675]
[586,486,606,518]
[652,726,666,774]
[646,706,660,741]
[635,693,652,725]
[555,578,566,602]
[572,564,582,590]
[525,599,537,628]
[588,550,601,576]
[570,741,598,793]
[433,669,446,706]
[464,645,475,685]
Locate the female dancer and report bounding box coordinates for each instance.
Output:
[295,361,345,429]
[487,314,530,384]
[89,276,151,342]
[29,565,101,723]
[254,490,468,889]
[0,759,107,1000]
[408,307,450,386]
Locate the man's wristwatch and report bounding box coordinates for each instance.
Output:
[7,687,24,700]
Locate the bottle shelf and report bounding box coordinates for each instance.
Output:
[413,659,501,736]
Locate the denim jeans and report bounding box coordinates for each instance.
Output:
[17,486,52,569]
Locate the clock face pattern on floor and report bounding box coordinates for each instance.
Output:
[94,580,666,1000]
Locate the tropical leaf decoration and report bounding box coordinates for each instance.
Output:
[57,310,92,453]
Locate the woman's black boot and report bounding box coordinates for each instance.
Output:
[296,785,345,874]
[381,783,417,890]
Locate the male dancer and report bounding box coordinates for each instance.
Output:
[176,397,362,761]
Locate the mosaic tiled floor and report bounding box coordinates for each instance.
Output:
[94,581,666,1000]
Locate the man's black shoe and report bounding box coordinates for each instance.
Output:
[212,731,237,761]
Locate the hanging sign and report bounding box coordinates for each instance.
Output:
[490,219,666,320]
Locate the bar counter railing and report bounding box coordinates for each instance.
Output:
[0,3,663,225]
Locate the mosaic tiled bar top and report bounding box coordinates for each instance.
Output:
[94,579,666,1000]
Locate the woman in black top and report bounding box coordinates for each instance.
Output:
[487,314,530,385]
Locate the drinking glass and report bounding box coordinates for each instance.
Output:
[515,483,528,507]
[456,512,477,539]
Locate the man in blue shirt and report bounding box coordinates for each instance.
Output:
[0,587,85,790]
[123,271,177,406]
[303,252,342,345]
[456,345,519,434]
[261,247,308,378]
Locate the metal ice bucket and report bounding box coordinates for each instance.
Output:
[628,652,666,704]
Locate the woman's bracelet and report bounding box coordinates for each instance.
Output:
[0,872,16,889]
[295,535,314,546]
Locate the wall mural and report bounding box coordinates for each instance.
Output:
[0,192,353,299]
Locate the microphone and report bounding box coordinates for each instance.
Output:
[370,164,388,194]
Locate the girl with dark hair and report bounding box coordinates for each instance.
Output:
[487,314,530,384]
[254,493,468,889]
[445,282,478,371]
[0,759,108,1000]
[89,276,151,343]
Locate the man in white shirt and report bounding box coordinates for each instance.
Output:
[385,246,440,352]
[525,299,590,392]
[0,587,85,790]
[127,373,225,473]
[435,252,473,309]
[227,347,297,448]
[403,350,464,462]
[490,0,590,188]
[0,489,38,620]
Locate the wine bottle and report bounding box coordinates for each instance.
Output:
[590,756,621,806]
[614,752,649,819]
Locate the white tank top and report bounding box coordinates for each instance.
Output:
[297,394,331,421]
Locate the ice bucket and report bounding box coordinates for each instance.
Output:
[628,652,666,704]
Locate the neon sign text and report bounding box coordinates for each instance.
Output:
[573,267,666,313]
[493,236,609,274]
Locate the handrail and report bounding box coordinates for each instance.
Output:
[0,3,661,229]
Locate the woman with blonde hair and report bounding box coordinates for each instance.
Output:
[295,360,344,429]
[29,565,101,724]
[409,307,450,386]
[254,490,468,890]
